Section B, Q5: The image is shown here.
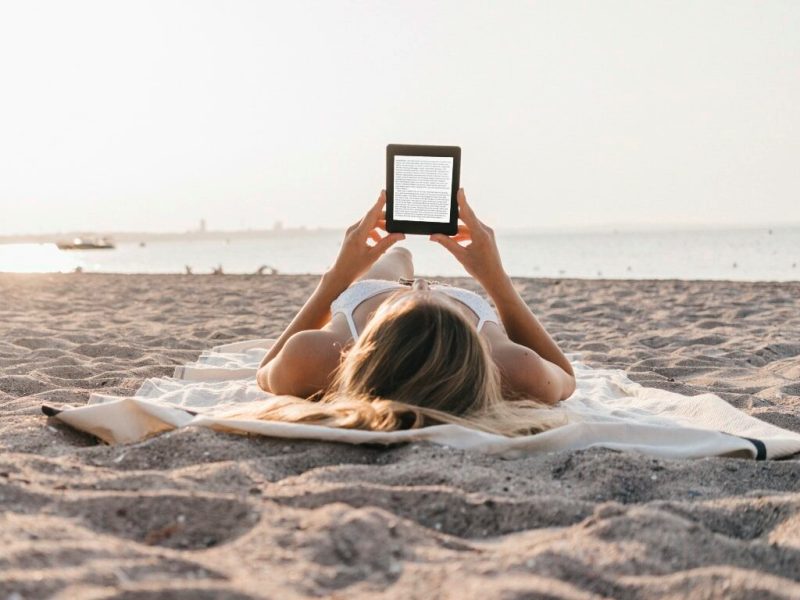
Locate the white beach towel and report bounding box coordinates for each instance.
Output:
[44,338,800,460]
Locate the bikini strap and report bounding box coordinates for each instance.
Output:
[344,310,359,341]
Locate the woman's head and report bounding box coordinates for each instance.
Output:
[326,288,501,418]
[225,288,563,437]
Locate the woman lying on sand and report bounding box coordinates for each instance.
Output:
[249,189,575,435]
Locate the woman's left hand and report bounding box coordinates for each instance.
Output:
[327,190,405,286]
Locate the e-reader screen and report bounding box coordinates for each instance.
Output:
[392,155,454,223]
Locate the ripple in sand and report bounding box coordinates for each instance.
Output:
[655,496,800,541]
[11,337,73,350]
[34,365,101,379]
[270,482,593,538]
[781,383,800,396]
[65,494,260,549]
[0,374,51,396]
[71,343,146,360]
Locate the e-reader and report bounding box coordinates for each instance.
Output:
[386,144,461,236]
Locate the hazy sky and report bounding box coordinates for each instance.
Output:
[1,0,798,235]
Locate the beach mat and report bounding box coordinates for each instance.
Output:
[43,338,800,460]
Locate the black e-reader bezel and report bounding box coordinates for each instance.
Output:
[386,144,461,236]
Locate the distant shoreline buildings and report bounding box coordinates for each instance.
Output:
[0,221,332,246]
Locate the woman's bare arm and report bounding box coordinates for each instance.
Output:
[257,190,404,392]
[484,274,574,378]
[430,189,575,399]
[258,271,347,371]
[490,334,575,404]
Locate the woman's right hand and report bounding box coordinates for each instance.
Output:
[328,189,405,288]
[429,188,509,290]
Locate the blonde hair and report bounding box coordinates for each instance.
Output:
[226,289,564,436]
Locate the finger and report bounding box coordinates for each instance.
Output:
[429,233,466,256]
[376,218,387,231]
[368,229,382,243]
[451,232,471,243]
[371,232,405,255]
[456,188,482,227]
[371,190,386,213]
[358,191,387,232]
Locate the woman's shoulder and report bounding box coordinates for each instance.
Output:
[288,328,345,355]
[257,328,345,397]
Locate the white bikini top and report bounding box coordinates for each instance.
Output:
[330,278,500,341]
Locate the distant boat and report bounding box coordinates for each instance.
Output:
[56,236,115,250]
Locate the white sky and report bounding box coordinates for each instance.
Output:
[1,0,798,235]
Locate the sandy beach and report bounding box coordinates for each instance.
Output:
[1,272,799,599]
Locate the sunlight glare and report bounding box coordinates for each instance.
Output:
[0,244,82,273]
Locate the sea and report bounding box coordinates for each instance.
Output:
[1,227,798,281]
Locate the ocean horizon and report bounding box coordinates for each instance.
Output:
[1,226,798,281]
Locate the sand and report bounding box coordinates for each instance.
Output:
[1,272,799,599]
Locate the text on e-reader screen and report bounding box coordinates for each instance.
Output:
[393,155,453,223]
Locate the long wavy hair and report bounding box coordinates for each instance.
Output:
[224,289,564,436]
